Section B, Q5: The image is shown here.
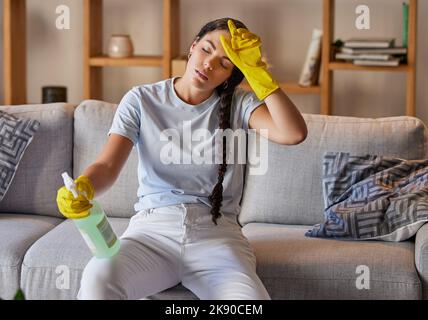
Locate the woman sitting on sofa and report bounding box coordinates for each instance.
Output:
[56,17,307,300]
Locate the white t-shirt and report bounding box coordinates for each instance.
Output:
[108,77,264,215]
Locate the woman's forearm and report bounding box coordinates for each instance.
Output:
[81,162,118,198]
[264,89,308,144]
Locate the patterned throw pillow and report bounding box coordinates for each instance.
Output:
[0,110,40,201]
[306,151,428,241]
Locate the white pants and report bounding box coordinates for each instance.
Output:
[77,203,270,300]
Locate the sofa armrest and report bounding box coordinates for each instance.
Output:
[415,223,428,299]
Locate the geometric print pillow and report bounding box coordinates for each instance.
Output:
[305,151,428,242]
[0,110,40,202]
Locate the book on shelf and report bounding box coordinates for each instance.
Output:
[343,37,395,48]
[298,28,323,87]
[402,2,409,48]
[353,58,401,67]
[340,46,407,55]
[335,52,392,61]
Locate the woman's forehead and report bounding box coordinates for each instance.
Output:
[202,30,231,43]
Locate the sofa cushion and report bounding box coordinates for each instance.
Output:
[0,214,62,300]
[239,115,428,226]
[20,217,129,299]
[0,104,76,218]
[415,223,428,299]
[20,216,197,300]
[306,152,428,241]
[0,111,40,201]
[74,100,139,218]
[242,223,422,299]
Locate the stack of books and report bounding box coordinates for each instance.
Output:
[335,3,409,67]
[335,38,407,67]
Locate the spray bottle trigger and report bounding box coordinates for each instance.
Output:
[61,172,79,199]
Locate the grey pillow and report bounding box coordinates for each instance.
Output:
[306,151,428,241]
[0,111,40,201]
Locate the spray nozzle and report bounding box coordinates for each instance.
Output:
[61,172,78,199]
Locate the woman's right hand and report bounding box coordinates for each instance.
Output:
[56,175,95,219]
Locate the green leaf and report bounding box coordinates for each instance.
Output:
[13,289,25,300]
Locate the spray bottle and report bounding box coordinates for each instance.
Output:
[61,172,120,258]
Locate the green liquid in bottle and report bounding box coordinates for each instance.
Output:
[73,201,120,258]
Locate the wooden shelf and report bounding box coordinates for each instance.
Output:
[329,61,410,72]
[3,0,26,105]
[240,82,321,94]
[82,0,179,100]
[2,0,417,116]
[321,0,417,116]
[89,55,164,67]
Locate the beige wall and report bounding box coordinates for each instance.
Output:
[1,0,427,124]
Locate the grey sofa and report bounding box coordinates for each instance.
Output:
[1,100,428,300]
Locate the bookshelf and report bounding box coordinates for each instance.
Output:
[83,0,321,99]
[3,0,26,105]
[2,0,417,116]
[171,0,417,116]
[83,0,179,100]
[322,0,417,116]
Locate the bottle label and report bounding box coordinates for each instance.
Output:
[97,215,117,248]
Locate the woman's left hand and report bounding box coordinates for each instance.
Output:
[220,19,279,100]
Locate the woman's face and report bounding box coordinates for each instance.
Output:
[186,30,235,91]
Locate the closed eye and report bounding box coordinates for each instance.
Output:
[202,47,229,69]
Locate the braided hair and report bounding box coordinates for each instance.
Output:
[190,18,247,225]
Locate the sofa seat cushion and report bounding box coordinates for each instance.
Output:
[0,214,62,300]
[20,217,197,300]
[242,223,422,299]
[21,217,128,299]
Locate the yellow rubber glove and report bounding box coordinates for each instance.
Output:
[220,20,280,100]
[56,175,95,219]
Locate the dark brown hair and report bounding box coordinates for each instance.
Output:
[191,18,247,225]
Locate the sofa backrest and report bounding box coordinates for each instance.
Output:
[0,103,76,218]
[238,114,428,226]
[73,100,139,218]
[75,103,428,224]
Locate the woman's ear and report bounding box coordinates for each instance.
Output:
[189,36,200,55]
[189,42,196,53]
